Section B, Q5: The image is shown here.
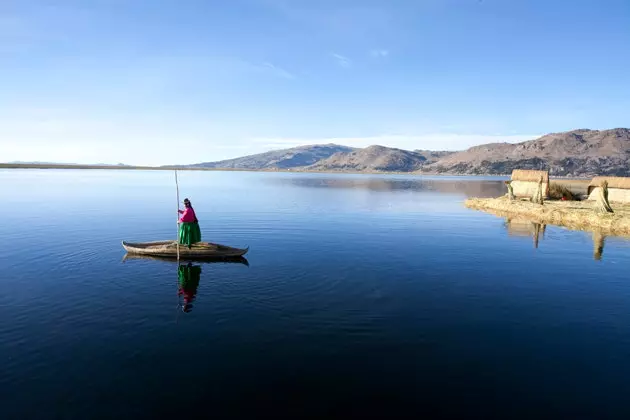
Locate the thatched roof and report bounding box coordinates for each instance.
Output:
[511,169,549,183]
[588,176,630,192]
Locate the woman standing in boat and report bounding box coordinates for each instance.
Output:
[178,198,201,247]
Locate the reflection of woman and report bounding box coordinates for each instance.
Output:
[178,263,202,313]
[178,198,201,248]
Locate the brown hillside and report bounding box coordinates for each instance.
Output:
[307,145,428,172]
[426,128,630,176]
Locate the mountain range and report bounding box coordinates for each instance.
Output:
[184,128,630,177]
[179,144,354,170]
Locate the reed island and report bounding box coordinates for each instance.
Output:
[465,170,630,236]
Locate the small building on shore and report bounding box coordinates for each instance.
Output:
[587,177,630,203]
[510,169,549,198]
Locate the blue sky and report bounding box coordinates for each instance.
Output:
[1,0,629,165]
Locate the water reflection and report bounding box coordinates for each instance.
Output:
[178,263,201,313]
[504,217,546,249]
[532,223,545,249]
[122,253,249,266]
[503,218,611,260]
[593,232,605,261]
[275,177,506,198]
[121,254,249,313]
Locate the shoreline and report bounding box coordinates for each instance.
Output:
[465,196,630,236]
[0,163,591,179]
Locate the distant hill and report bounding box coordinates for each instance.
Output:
[177,129,630,176]
[183,144,355,170]
[413,150,455,161]
[8,128,628,177]
[424,128,630,176]
[307,145,430,172]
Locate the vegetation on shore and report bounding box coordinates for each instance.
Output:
[549,182,579,200]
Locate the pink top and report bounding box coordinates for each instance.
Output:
[178,207,197,223]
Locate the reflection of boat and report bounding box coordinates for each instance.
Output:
[122,240,248,258]
[122,252,249,266]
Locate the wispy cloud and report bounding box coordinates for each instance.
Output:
[0,105,542,165]
[260,62,296,79]
[263,1,395,41]
[330,53,351,68]
[0,107,247,166]
[370,49,389,58]
[248,133,540,153]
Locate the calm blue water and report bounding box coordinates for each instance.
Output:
[1,170,630,418]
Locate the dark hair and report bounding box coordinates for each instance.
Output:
[183,199,198,223]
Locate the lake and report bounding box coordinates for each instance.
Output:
[1,169,630,418]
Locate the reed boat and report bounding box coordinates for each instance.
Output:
[122,240,249,258]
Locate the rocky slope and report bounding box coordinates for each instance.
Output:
[185,144,354,170]
[182,128,629,176]
[423,128,630,176]
[306,145,431,172]
[413,150,455,161]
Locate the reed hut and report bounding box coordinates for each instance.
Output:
[510,170,549,199]
[587,177,630,203]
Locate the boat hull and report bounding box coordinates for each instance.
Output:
[122,240,249,258]
[121,253,249,265]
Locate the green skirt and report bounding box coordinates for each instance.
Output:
[179,222,202,246]
[178,264,201,312]
[178,264,202,290]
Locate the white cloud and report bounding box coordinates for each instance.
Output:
[260,62,296,79]
[248,133,540,153]
[0,108,540,165]
[370,49,389,58]
[0,109,246,166]
[330,52,351,68]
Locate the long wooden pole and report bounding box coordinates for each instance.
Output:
[175,170,180,262]
[175,170,182,319]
